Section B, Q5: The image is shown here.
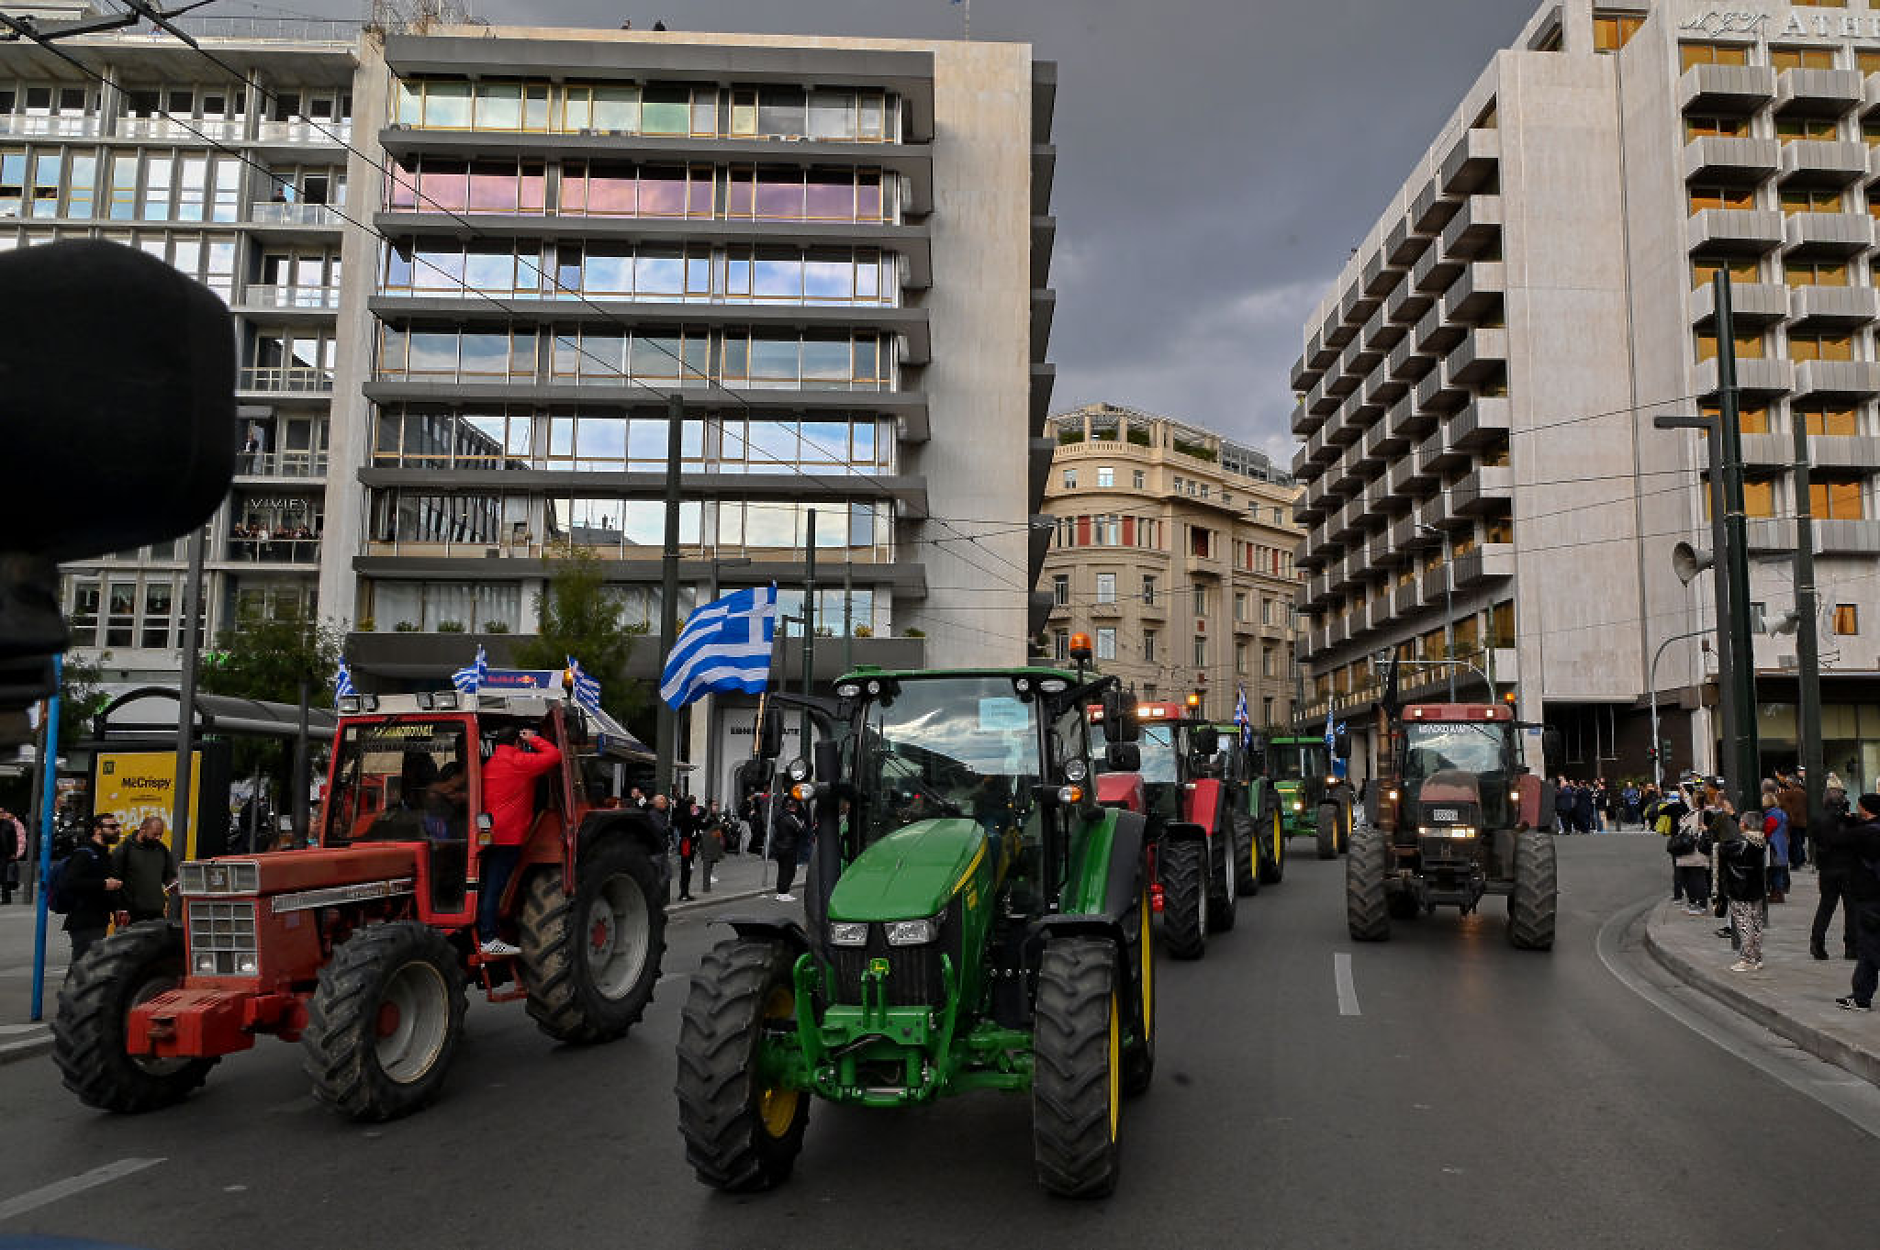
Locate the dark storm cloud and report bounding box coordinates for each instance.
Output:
[245,0,1531,456]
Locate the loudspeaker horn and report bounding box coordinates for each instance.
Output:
[1672,541,1714,587]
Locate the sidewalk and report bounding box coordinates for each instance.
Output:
[1644,866,1880,1086]
[0,847,784,1065]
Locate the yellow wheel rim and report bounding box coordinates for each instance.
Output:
[1138,889,1154,1039]
[757,986,800,1138]
[1273,810,1283,860]
[1106,993,1121,1140]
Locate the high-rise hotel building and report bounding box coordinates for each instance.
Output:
[8,10,1055,799]
[1291,0,1880,785]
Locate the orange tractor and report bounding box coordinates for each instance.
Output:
[54,690,668,1120]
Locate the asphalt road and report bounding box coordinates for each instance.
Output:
[2,836,1877,1250]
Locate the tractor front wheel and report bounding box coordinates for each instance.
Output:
[1159,837,1208,960]
[1508,829,1559,951]
[1230,811,1260,898]
[1259,807,1287,885]
[1316,803,1339,860]
[676,938,809,1191]
[519,837,666,1043]
[1207,830,1238,934]
[1032,937,1124,1198]
[1120,879,1155,1097]
[53,921,218,1113]
[303,922,465,1121]
[1346,828,1391,942]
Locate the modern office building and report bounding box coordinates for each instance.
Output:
[1291,0,1880,786]
[12,10,1055,801]
[1039,403,1303,726]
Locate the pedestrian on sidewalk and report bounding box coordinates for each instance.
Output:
[63,814,124,969]
[1719,804,1768,972]
[1813,791,1880,1011]
[1760,785,1791,903]
[0,805,25,904]
[771,798,805,902]
[1667,797,1711,915]
[674,795,700,902]
[1811,774,1858,961]
[699,805,725,893]
[112,816,177,923]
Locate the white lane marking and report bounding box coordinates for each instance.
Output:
[0,1024,48,1035]
[0,1158,166,1222]
[1334,952,1361,1016]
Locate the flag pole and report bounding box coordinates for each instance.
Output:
[655,392,685,798]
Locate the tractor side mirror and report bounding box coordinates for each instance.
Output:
[1335,724,1352,760]
[1192,725,1220,756]
[1100,687,1138,742]
[758,706,784,761]
[1105,742,1141,773]
[814,736,842,787]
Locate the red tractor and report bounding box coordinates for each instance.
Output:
[53,690,668,1120]
[1347,701,1558,949]
[1091,700,1243,960]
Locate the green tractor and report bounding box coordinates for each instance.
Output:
[676,667,1156,1198]
[1249,731,1355,860]
[1207,723,1286,888]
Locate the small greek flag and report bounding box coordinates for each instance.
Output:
[334,659,357,699]
[566,655,602,714]
[1233,685,1251,745]
[659,584,778,710]
[452,645,488,695]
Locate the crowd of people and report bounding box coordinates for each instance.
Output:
[1650,772,1880,1012]
[623,786,810,904]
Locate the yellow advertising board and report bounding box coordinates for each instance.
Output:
[93,751,206,859]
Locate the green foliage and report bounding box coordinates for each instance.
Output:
[436,620,466,633]
[197,607,345,708]
[512,540,651,728]
[903,627,926,639]
[58,649,110,750]
[394,621,419,633]
[482,620,512,634]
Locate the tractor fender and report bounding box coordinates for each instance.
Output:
[1102,808,1148,921]
[1025,914,1144,1042]
[1095,772,1145,813]
[575,809,666,864]
[1183,778,1227,831]
[1161,820,1209,845]
[712,916,813,954]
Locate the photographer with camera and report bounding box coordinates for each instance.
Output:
[1811,774,1860,962]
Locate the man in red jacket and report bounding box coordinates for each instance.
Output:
[477,725,562,957]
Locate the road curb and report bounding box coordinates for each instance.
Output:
[0,1031,52,1066]
[667,885,774,916]
[1641,907,1880,1087]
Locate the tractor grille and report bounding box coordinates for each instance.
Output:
[832,941,945,1008]
[186,900,259,976]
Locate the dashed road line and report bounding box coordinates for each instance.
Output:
[0,1158,167,1222]
[1334,952,1361,1016]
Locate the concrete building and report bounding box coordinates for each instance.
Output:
[1291,0,1880,788]
[12,11,1054,801]
[1039,403,1303,726]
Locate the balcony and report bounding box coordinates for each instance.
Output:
[1791,283,1880,327]
[1388,389,1437,441]
[1440,128,1500,195]
[1185,548,1227,579]
[1686,209,1785,254]
[239,284,343,312]
[1328,500,1364,544]
[1362,358,1407,409]
[1446,328,1508,384]
[1417,490,1456,531]
[1451,465,1515,515]
[1452,543,1516,586]
[238,365,334,393]
[1682,136,1779,183]
[1414,302,1466,356]
[1088,600,1123,619]
[256,120,353,146]
[1745,517,1800,553]
[1292,398,1322,439]
[1387,335,1435,384]
[1361,306,1404,356]
[1441,195,1503,262]
[1679,63,1776,113]
[1450,397,1512,450]
[117,116,245,142]
[1695,356,1792,397]
[1386,276,1434,326]
[1363,476,1396,518]
[1412,240,1466,294]
[1414,364,1467,415]
[1411,175,1462,235]
[1290,353,1316,394]
[1775,68,1862,114]
[1816,518,1880,554]
[1307,373,1341,416]
[1308,326,1339,370]
[224,536,321,565]
[0,114,102,138]
[1778,139,1869,188]
[1784,212,1875,256]
[233,450,329,480]
[1793,357,1880,399]
[1393,579,1421,617]
[1340,280,1380,328]
[1386,210,1432,267]
[1691,280,1788,328]
[1389,452,1431,497]
[1443,262,1505,323]
[1361,245,1403,299]
[248,202,343,228]
[1416,425,1468,477]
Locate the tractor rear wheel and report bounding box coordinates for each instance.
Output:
[1508,829,1559,951]
[1230,811,1260,898]
[1316,803,1339,860]
[53,921,217,1113]
[1159,837,1208,960]
[1207,829,1238,934]
[519,837,666,1043]
[1032,937,1123,1198]
[676,938,809,1191]
[303,921,464,1121]
[1258,807,1287,885]
[1120,879,1155,1096]
[1346,828,1391,942]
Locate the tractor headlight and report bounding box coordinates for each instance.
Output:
[195,953,216,974]
[785,757,811,783]
[236,955,259,974]
[829,922,870,947]
[884,916,940,946]
[1292,801,1303,812]
[1062,758,1089,783]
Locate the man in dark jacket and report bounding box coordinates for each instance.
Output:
[64,813,125,967]
[1814,792,1880,1011]
[112,816,177,923]
[1812,775,1857,960]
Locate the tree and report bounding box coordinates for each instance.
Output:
[197,606,345,707]
[512,540,651,733]
[57,648,110,751]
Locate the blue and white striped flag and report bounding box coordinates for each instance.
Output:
[566,655,603,714]
[451,645,488,695]
[334,659,357,699]
[1233,685,1251,745]
[659,584,778,710]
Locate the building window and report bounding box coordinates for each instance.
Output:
[1097,466,1114,488]
[1689,184,1757,213]
[1143,629,1157,663]
[1096,573,1117,604]
[1062,467,1076,489]
[1789,331,1853,361]
[1785,260,1850,287]
[1234,591,1247,621]
[1833,604,1860,635]
[1052,573,1069,607]
[1261,597,1274,625]
[1132,469,1145,489]
[1263,646,1276,678]
[1776,116,1840,144]
[1797,406,1858,436]
[1053,629,1070,662]
[1592,12,1644,53]
[1193,585,1209,616]
[1096,627,1117,661]
[1141,575,1157,605]
[1810,477,1865,519]
[1780,188,1844,215]
[1235,641,1247,674]
[1263,695,1275,724]
[1693,331,1766,361]
[1193,635,1207,667]
[1771,47,1837,72]
[1190,525,1213,558]
[1686,114,1751,140]
[1094,514,1121,545]
[1692,256,1760,291]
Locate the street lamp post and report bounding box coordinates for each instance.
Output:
[702,555,752,804]
[1417,523,1456,701]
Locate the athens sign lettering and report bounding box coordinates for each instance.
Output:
[1682,7,1880,40]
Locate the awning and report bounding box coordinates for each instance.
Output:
[93,687,338,743]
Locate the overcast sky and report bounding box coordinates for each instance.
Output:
[243,0,1532,463]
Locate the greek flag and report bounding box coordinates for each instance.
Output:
[334,659,357,699]
[659,584,778,710]
[566,655,602,714]
[452,645,488,695]
[1233,685,1251,745]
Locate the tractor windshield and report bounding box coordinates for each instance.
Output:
[1402,722,1511,782]
[853,677,1043,846]
[1278,742,1329,782]
[324,719,470,846]
[1090,720,1177,784]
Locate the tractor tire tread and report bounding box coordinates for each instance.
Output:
[51,921,216,1113]
[1231,811,1260,898]
[1032,937,1122,1198]
[1346,827,1391,942]
[518,839,666,1044]
[1508,829,1559,950]
[1159,838,1207,960]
